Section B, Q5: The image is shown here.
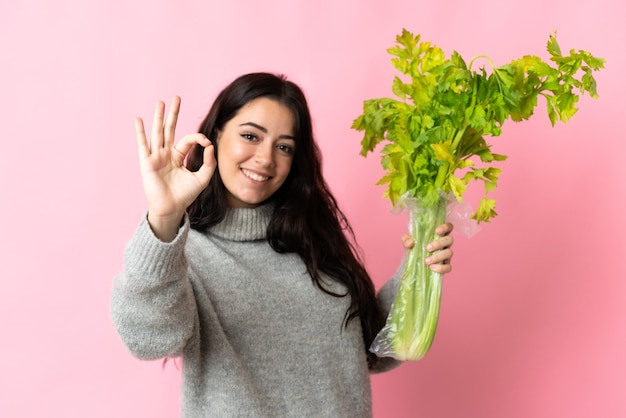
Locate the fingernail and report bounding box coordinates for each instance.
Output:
[425,257,431,264]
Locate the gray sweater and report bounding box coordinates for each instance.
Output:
[111,204,401,417]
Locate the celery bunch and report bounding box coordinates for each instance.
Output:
[355,30,604,360]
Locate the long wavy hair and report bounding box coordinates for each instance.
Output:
[186,72,384,367]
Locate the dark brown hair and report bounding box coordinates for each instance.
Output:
[186,73,384,367]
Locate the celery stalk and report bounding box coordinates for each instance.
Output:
[356,29,603,361]
[388,196,447,361]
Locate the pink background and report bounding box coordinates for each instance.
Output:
[2,0,624,417]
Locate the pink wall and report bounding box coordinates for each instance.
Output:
[2,0,624,417]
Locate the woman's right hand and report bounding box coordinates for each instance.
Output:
[136,96,216,241]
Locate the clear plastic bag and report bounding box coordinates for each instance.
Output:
[370,194,479,361]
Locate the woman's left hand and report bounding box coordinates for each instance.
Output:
[401,223,454,274]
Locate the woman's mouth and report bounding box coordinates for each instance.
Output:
[241,168,270,182]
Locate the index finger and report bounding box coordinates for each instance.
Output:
[435,222,454,236]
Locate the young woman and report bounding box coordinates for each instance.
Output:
[111,72,454,417]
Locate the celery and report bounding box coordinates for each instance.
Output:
[355,29,604,360]
[389,195,446,360]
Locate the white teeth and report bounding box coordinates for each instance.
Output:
[242,169,269,182]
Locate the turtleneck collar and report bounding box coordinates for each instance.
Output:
[208,203,274,242]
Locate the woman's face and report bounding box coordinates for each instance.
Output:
[216,97,296,208]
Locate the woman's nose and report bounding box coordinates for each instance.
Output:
[254,142,274,167]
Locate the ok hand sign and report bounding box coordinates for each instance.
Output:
[135,96,216,241]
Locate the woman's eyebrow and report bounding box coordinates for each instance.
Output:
[239,122,295,140]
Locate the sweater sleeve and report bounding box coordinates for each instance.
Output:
[369,261,404,373]
[110,215,197,360]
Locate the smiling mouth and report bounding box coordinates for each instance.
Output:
[242,168,270,182]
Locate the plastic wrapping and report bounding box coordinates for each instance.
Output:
[370,193,479,361]
[446,198,481,239]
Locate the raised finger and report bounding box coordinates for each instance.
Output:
[150,100,166,150]
[135,117,150,158]
[164,96,181,148]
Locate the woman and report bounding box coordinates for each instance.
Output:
[111,73,454,417]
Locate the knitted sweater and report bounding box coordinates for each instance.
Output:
[111,204,401,418]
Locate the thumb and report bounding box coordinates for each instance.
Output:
[401,234,414,249]
[195,143,217,186]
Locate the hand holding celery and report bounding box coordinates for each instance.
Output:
[354,29,604,360]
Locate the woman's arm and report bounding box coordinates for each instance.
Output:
[110,216,198,360]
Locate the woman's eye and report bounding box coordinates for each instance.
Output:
[277,144,295,155]
[241,133,257,141]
